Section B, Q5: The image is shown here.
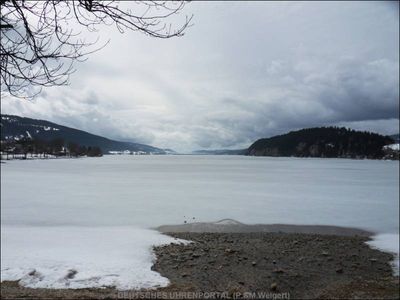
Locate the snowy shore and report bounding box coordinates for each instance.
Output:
[1,225,399,299]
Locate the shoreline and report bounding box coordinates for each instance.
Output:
[155,220,374,236]
[1,223,399,299]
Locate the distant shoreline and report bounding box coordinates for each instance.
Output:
[2,153,399,161]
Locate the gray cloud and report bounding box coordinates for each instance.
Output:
[189,56,399,148]
[1,2,399,152]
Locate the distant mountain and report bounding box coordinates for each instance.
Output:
[0,114,166,154]
[192,149,247,155]
[247,127,394,159]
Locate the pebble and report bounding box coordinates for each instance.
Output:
[273,268,285,273]
[336,268,343,274]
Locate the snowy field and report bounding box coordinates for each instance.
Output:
[1,155,399,289]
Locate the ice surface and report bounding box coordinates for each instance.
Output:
[1,155,399,288]
[1,226,186,289]
[2,156,398,232]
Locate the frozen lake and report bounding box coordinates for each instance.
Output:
[2,155,399,231]
[1,155,399,289]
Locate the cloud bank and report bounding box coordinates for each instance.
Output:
[1,2,398,152]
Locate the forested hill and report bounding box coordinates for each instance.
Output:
[247,127,395,159]
[0,114,165,154]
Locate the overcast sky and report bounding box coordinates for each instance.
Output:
[1,1,399,152]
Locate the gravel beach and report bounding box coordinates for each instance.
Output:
[152,232,399,299]
[1,223,399,299]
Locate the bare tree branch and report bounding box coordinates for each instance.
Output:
[0,0,192,99]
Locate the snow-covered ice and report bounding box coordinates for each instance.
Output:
[1,155,399,288]
[1,226,187,289]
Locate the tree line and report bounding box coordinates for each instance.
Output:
[0,137,102,159]
[247,126,395,159]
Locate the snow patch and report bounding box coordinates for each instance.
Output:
[1,226,187,290]
[367,233,399,276]
[383,144,400,151]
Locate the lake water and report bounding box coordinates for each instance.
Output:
[1,155,399,289]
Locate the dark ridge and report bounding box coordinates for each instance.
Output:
[0,114,165,154]
[247,127,395,159]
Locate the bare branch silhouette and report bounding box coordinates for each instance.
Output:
[0,0,192,99]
